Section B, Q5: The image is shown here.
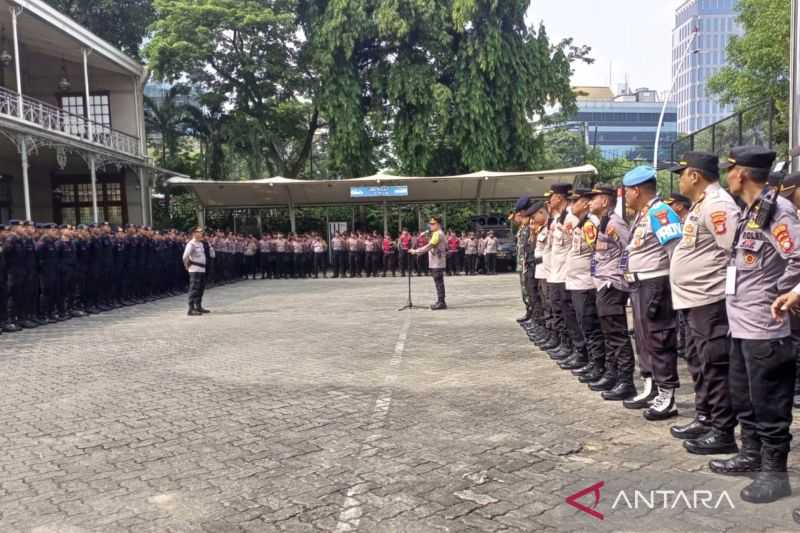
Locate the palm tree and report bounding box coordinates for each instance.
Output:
[143,85,191,167]
[182,94,229,179]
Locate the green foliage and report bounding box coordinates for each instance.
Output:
[43,0,155,58]
[143,84,191,167]
[147,0,318,178]
[707,0,790,136]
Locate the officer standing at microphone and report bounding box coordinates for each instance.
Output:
[410,217,447,310]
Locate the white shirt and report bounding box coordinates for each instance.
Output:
[183,239,207,273]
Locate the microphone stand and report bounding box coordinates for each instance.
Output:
[398,251,415,311]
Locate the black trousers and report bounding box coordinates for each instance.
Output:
[570,289,602,363]
[333,251,345,277]
[188,272,206,308]
[447,253,458,275]
[538,279,553,331]
[486,253,497,274]
[596,286,635,380]
[524,267,544,321]
[552,283,583,351]
[348,252,359,276]
[465,254,476,275]
[399,250,410,275]
[383,253,396,275]
[629,276,679,389]
[683,301,735,432]
[729,338,795,447]
[313,253,326,277]
[416,253,428,275]
[432,268,445,303]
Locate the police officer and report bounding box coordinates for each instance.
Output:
[410,216,447,310]
[522,201,549,344]
[512,196,534,322]
[585,184,637,401]
[544,184,575,361]
[332,232,345,278]
[530,201,556,349]
[183,227,212,316]
[398,229,412,277]
[564,188,605,384]
[709,146,799,504]
[622,166,682,421]
[668,152,739,454]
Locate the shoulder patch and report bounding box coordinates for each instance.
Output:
[710,211,728,235]
[772,223,795,253]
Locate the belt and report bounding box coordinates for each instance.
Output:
[624,269,668,283]
[188,260,206,268]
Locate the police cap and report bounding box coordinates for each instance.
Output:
[550,183,573,196]
[780,171,800,198]
[523,200,547,217]
[669,151,719,180]
[514,196,533,213]
[586,183,616,197]
[720,145,776,172]
[623,166,657,187]
[665,193,692,210]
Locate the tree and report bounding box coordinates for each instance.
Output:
[707,0,790,132]
[43,0,154,59]
[147,0,319,178]
[182,94,229,180]
[143,85,191,167]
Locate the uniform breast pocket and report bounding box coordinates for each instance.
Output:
[735,239,764,271]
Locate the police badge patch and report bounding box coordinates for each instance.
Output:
[772,224,795,254]
[711,211,727,235]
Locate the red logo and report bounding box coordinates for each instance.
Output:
[566,481,604,520]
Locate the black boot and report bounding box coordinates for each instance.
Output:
[740,444,792,504]
[684,428,739,455]
[623,377,656,409]
[709,436,762,476]
[430,301,447,310]
[643,387,678,421]
[516,312,532,323]
[670,415,711,440]
[559,352,588,370]
[187,303,201,316]
[603,379,637,401]
[589,372,617,392]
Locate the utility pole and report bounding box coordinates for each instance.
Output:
[790,0,800,170]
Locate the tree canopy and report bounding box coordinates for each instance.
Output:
[146,0,589,179]
[43,0,154,59]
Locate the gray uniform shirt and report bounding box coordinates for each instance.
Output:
[727,195,800,340]
[670,183,740,310]
[547,209,570,284]
[565,213,595,291]
[182,239,206,273]
[591,211,630,291]
[414,230,447,269]
[627,198,676,275]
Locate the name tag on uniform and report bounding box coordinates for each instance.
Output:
[725,266,737,295]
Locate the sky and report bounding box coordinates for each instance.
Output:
[526,0,687,94]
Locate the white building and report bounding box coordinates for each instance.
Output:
[0,0,171,226]
[673,0,742,134]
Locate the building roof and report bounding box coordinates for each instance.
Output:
[167,166,599,209]
[7,0,144,77]
[574,86,614,102]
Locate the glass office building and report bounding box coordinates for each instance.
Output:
[673,0,742,133]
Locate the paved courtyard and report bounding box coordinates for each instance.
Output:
[1,274,799,532]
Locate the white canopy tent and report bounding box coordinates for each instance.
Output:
[167,164,598,232]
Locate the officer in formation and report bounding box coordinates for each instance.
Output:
[0,221,194,333]
[519,145,799,506]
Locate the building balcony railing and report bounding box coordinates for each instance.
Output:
[0,85,143,159]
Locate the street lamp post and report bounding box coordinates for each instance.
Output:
[654,28,700,168]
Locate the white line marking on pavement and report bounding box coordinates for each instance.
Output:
[334,315,412,533]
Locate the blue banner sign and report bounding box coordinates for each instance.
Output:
[350,185,409,198]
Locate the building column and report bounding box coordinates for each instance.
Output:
[82,48,94,142]
[289,204,297,233]
[138,167,147,226]
[382,202,388,235]
[10,6,22,118]
[442,206,447,231]
[19,136,30,220]
[416,207,422,231]
[198,207,206,228]
[791,0,800,171]
[89,155,99,223]
[397,207,402,234]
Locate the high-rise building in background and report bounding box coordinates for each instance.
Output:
[566,86,678,162]
[673,0,742,134]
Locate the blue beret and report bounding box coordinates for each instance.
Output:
[623,166,657,187]
[8,219,20,226]
[514,196,532,213]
